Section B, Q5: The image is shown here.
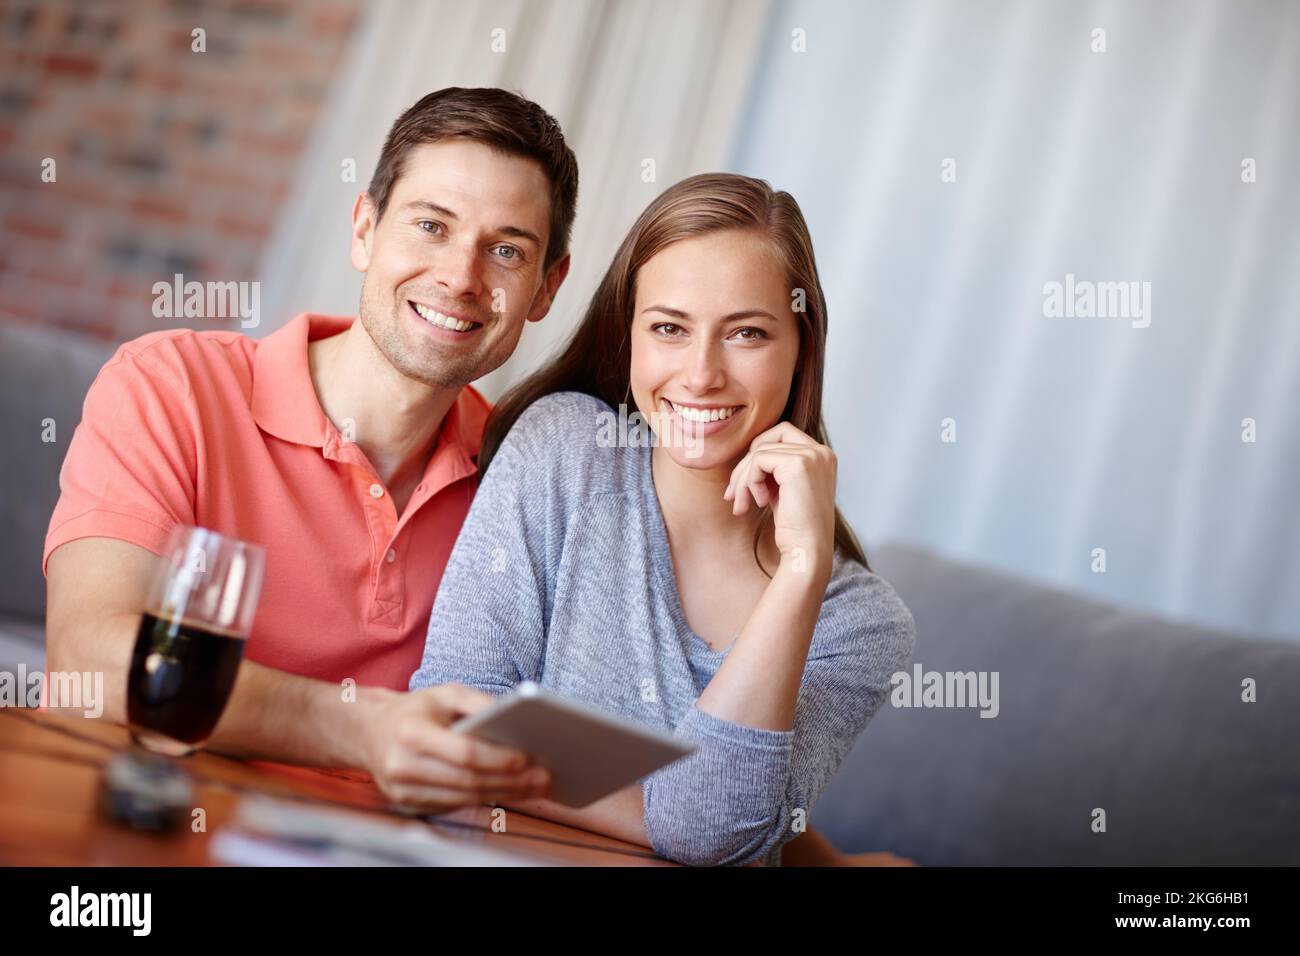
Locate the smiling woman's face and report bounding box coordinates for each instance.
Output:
[630,228,801,473]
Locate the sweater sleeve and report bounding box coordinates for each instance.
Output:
[408,404,563,697]
[640,562,917,866]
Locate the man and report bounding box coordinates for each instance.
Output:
[44,87,573,813]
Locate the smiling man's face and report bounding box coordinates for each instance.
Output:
[350,139,567,389]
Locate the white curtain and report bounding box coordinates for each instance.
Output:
[730,0,1300,638]
[258,0,770,398]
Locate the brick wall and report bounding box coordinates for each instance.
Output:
[0,0,361,342]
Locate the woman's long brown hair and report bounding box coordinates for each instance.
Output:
[480,172,870,574]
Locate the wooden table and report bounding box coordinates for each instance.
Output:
[0,709,675,866]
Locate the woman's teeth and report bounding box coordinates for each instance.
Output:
[664,399,741,423]
[413,302,477,332]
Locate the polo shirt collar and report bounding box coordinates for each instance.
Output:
[251,311,489,480]
[435,379,488,464]
[252,312,350,448]
[412,383,488,500]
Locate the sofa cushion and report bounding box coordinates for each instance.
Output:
[0,614,45,672]
[0,322,115,619]
[815,542,1300,865]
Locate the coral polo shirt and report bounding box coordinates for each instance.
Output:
[42,312,490,691]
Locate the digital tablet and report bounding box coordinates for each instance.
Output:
[451,682,695,807]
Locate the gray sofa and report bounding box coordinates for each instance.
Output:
[4,322,1296,865]
[818,542,1300,865]
[0,321,114,672]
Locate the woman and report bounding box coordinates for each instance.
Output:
[409,172,916,866]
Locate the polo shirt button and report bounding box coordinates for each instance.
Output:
[369,483,384,498]
[385,548,396,563]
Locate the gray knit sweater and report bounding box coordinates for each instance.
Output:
[409,392,916,866]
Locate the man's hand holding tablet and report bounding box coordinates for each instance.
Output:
[364,684,553,814]
[451,682,695,807]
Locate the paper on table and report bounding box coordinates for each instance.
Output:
[209,795,546,867]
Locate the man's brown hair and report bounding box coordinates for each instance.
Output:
[367,87,579,268]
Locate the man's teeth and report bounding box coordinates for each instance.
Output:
[413,302,476,332]
[665,400,740,423]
